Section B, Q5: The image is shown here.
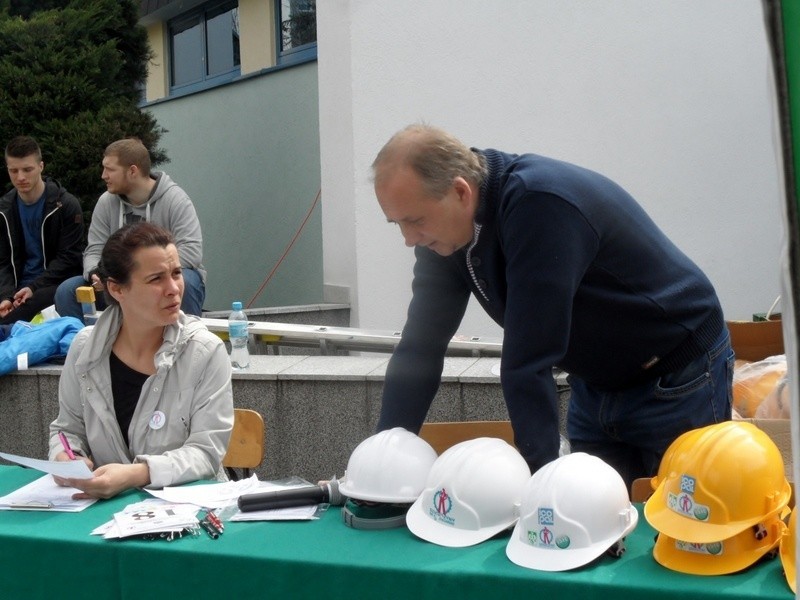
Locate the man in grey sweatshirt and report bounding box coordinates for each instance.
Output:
[55,139,206,320]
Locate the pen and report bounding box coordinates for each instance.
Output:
[199,517,220,539]
[205,509,224,532]
[58,431,76,460]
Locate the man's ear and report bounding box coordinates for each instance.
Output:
[453,176,474,208]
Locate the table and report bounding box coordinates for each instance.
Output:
[0,466,791,600]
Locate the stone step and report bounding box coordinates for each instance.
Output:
[0,356,569,483]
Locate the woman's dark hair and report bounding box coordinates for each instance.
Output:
[97,222,175,306]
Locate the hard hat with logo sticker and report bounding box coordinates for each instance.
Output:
[653,514,786,576]
[780,507,797,593]
[648,426,698,493]
[339,427,438,503]
[505,452,638,572]
[644,421,791,543]
[406,437,531,547]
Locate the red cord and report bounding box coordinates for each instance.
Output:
[246,188,322,309]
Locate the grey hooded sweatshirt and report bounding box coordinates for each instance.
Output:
[84,171,206,282]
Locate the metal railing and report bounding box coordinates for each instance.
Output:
[201,317,503,357]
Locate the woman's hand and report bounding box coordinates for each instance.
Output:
[52,452,95,487]
[58,463,151,500]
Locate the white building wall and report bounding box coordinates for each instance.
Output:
[318,0,783,335]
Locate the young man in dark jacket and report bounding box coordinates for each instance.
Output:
[372,124,733,488]
[0,136,84,324]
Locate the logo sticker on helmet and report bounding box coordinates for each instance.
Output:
[555,535,571,549]
[667,491,711,521]
[434,488,452,515]
[680,474,696,494]
[675,539,724,556]
[538,507,554,525]
[525,525,570,550]
[540,526,553,545]
[428,488,455,526]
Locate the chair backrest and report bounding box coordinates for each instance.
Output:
[223,408,265,480]
[630,477,655,503]
[418,420,515,456]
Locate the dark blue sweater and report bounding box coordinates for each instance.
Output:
[378,149,724,472]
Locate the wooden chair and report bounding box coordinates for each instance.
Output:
[223,408,265,480]
[630,477,655,503]
[418,420,515,455]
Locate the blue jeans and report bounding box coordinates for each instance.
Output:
[566,328,734,490]
[54,269,206,320]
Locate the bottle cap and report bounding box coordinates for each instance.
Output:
[232,301,243,311]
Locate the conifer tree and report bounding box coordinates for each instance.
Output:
[0,0,166,218]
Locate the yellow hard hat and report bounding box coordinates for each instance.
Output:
[780,508,797,593]
[653,514,785,575]
[644,421,790,543]
[649,426,698,492]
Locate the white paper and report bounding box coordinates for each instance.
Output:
[110,503,198,538]
[145,474,261,508]
[92,498,175,536]
[145,477,323,521]
[0,452,93,478]
[229,480,322,521]
[0,474,96,511]
[230,503,319,521]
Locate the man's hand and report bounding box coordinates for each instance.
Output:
[0,299,12,317]
[90,273,104,293]
[12,287,32,307]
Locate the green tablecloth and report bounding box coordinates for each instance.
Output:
[0,466,791,599]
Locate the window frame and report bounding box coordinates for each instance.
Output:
[275,0,317,66]
[167,0,241,97]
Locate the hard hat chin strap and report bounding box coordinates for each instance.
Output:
[340,499,410,530]
[605,538,627,559]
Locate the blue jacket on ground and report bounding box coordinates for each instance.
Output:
[0,316,83,375]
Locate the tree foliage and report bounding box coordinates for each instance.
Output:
[0,0,166,218]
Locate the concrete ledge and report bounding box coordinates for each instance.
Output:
[0,357,570,483]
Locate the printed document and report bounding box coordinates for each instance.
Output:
[0,451,93,479]
[0,474,96,511]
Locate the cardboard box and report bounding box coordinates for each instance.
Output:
[727,318,784,362]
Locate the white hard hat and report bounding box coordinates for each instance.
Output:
[506,452,638,571]
[406,437,531,547]
[339,427,438,503]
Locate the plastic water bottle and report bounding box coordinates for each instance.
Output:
[228,301,250,370]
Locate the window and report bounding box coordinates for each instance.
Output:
[277,0,317,64]
[169,1,241,95]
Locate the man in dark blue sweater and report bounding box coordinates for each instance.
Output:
[373,124,732,488]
